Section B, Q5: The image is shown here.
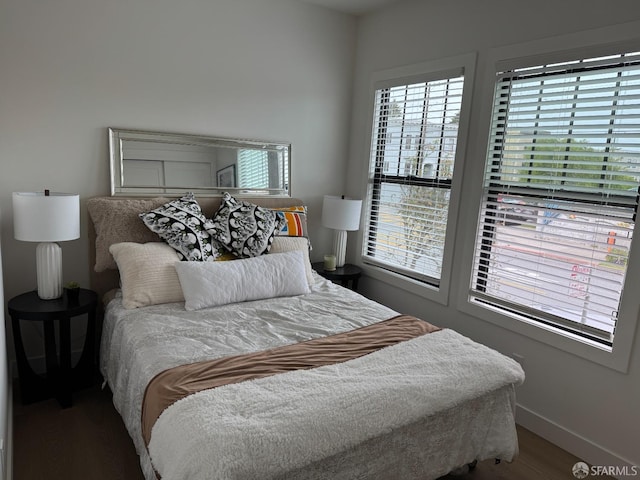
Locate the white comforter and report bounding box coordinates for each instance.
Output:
[100,274,524,480]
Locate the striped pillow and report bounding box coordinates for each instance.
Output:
[272,206,308,237]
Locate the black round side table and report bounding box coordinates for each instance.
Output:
[8,288,98,408]
[312,262,363,291]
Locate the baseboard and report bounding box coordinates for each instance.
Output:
[516,404,638,479]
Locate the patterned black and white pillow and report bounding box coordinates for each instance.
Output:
[207,192,286,258]
[139,193,218,261]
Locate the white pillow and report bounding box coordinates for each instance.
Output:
[109,242,184,309]
[175,250,310,311]
[269,236,314,285]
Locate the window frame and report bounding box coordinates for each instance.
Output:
[358,53,476,305]
[457,38,640,373]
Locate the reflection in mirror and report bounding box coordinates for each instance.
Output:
[109,128,290,196]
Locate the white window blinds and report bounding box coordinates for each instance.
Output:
[237,149,288,192]
[471,51,640,346]
[364,73,464,284]
[238,149,269,189]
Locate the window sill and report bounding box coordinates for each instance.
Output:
[360,261,449,306]
[459,296,634,373]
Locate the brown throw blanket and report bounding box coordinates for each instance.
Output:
[141,314,440,446]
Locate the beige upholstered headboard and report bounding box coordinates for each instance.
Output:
[87,195,306,303]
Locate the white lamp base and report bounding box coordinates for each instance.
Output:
[333,229,348,268]
[36,242,63,300]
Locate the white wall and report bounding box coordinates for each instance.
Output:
[349,0,640,471]
[0,0,356,359]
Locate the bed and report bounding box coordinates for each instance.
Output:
[88,193,525,480]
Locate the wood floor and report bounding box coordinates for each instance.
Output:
[13,384,143,480]
[13,383,608,480]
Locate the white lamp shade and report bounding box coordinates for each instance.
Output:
[13,192,80,242]
[321,195,362,232]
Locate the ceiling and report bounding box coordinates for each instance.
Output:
[298,0,403,15]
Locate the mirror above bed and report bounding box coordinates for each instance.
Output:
[109,128,291,197]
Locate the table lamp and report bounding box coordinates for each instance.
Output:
[13,190,80,300]
[321,195,362,268]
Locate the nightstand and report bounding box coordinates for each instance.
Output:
[8,288,98,408]
[312,262,363,291]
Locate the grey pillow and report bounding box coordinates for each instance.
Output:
[139,193,218,261]
[207,192,286,258]
[88,197,170,272]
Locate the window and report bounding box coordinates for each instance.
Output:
[364,65,469,287]
[238,149,269,189]
[237,149,288,191]
[470,51,640,349]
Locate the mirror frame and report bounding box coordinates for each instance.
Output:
[109,127,291,197]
